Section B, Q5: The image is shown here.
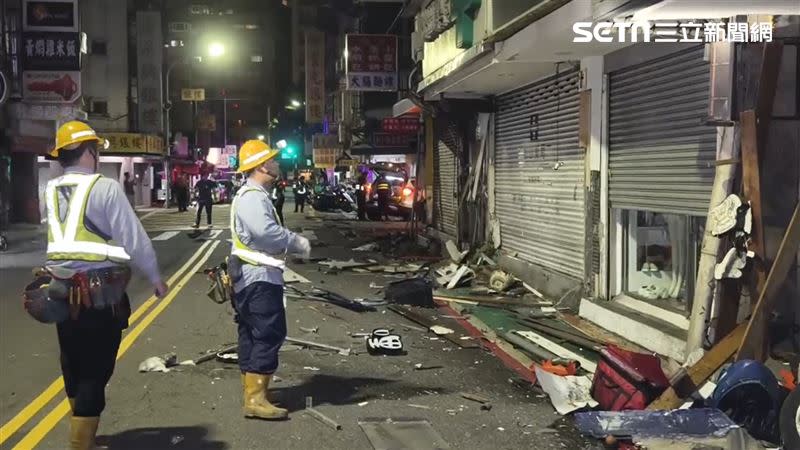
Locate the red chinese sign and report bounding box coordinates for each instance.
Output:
[372,132,414,148]
[382,117,419,134]
[345,34,398,92]
[305,30,325,123]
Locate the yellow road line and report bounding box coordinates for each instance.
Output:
[0,240,213,445]
[12,240,222,450]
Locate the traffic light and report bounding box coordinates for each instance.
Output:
[281,144,297,160]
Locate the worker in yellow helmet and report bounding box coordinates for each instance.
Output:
[229,139,310,420]
[24,121,169,449]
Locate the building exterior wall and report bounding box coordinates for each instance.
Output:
[81,0,129,132]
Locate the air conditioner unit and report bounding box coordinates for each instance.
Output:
[189,5,209,15]
[169,22,192,33]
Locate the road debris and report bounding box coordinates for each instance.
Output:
[515,330,597,373]
[429,325,454,335]
[358,401,369,407]
[574,408,740,440]
[534,366,598,415]
[304,396,342,430]
[138,353,177,373]
[446,265,474,289]
[303,366,321,371]
[366,328,404,356]
[299,326,319,334]
[359,418,450,450]
[385,278,434,307]
[369,282,385,289]
[407,404,431,410]
[488,270,515,292]
[460,392,493,411]
[413,363,442,371]
[289,286,376,312]
[318,259,373,270]
[445,240,468,263]
[286,336,351,356]
[353,242,380,252]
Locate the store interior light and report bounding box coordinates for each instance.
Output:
[257,134,265,140]
[208,42,225,57]
[276,139,287,149]
[290,99,301,108]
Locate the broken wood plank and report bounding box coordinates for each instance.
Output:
[755,41,784,152]
[503,331,559,362]
[737,203,800,361]
[648,323,746,410]
[514,330,597,373]
[515,319,603,352]
[559,314,646,353]
[433,294,535,308]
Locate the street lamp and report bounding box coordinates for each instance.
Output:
[290,99,301,108]
[162,44,226,208]
[208,42,225,58]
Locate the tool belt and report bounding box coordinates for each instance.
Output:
[39,265,130,320]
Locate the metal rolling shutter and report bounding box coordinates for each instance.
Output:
[434,140,458,237]
[494,68,585,279]
[608,46,716,216]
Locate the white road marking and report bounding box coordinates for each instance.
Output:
[152,231,180,241]
[138,210,160,221]
[209,229,223,239]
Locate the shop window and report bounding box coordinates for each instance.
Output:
[621,211,702,308]
[91,100,108,116]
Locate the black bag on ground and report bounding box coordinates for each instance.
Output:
[384,277,434,307]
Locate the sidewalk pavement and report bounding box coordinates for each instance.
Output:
[0,223,47,269]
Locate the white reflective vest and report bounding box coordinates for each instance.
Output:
[230,185,286,270]
[295,182,307,195]
[46,173,131,262]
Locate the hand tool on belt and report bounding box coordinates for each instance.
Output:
[25,265,131,322]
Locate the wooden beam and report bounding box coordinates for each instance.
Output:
[737,203,800,361]
[648,323,747,410]
[650,204,800,409]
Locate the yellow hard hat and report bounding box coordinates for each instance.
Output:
[50,121,108,157]
[237,140,280,173]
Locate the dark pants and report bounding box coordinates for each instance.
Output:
[274,199,285,225]
[378,193,390,221]
[195,200,212,225]
[234,282,286,375]
[356,192,366,221]
[57,299,129,417]
[294,194,306,213]
[178,188,189,212]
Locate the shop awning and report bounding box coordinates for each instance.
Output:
[392,98,421,118]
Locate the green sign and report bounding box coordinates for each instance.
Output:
[452,0,481,49]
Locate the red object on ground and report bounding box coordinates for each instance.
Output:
[591,345,670,411]
[539,360,578,376]
[779,369,796,390]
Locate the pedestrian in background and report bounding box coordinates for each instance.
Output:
[271,177,286,225]
[193,173,215,228]
[355,173,367,221]
[34,121,168,449]
[375,173,392,221]
[230,140,311,420]
[123,172,135,208]
[293,176,308,213]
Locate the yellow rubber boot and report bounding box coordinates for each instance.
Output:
[69,416,99,450]
[243,373,288,420]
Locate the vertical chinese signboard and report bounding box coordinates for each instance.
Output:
[21,0,81,103]
[305,30,325,124]
[136,11,164,134]
[345,34,398,92]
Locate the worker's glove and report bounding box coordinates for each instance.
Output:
[293,235,311,259]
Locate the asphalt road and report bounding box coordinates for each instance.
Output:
[0,204,599,450]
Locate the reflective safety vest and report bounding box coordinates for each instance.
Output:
[295,182,307,195]
[377,181,391,192]
[46,173,131,262]
[230,185,286,270]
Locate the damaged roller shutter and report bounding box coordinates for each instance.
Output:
[494,68,585,279]
[608,46,716,216]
